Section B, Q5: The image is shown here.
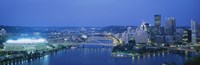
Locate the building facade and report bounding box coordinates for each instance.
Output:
[191,20,197,44]
[182,29,192,44]
[154,15,161,34]
[165,17,176,35]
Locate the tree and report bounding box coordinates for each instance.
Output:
[128,39,136,46]
[184,57,200,65]
[0,35,7,48]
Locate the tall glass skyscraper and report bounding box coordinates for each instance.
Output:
[165,17,176,35]
[191,20,197,44]
[154,15,161,34]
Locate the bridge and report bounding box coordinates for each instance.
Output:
[47,34,122,47]
[86,34,122,46]
[80,43,114,46]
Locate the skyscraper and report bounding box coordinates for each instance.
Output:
[140,22,150,33]
[0,29,6,36]
[122,31,128,44]
[127,27,134,41]
[0,29,7,45]
[127,27,132,34]
[191,20,197,44]
[182,29,191,44]
[165,17,176,35]
[135,23,149,44]
[154,15,161,34]
[198,24,200,38]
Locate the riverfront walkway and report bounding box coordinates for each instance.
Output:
[162,47,196,52]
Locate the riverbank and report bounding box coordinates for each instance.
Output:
[11,46,190,65]
[0,44,70,65]
[112,42,168,58]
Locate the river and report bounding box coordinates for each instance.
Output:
[13,45,198,65]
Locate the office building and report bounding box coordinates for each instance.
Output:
[141,22,150,33]
[182,29,191,44]
[154,35,165,44]
[122,31,128,44]
[165,17,176,35]
[154,15,161,34]
[191,20,197,44]
[0,29,6,36]
[134,23,149,44]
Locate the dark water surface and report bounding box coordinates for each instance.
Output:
[13,45,195,65]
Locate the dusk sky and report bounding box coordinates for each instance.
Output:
[0,0,200,27]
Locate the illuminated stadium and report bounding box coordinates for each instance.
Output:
[5,38,47,44]
[3,38,49,51]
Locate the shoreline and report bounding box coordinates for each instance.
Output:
[0,45,70,65]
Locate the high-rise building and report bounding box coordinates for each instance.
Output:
[127,27,132,34]
[191,20,197,44]
[197,24,200,44]
[197,24,200,38]
[175,28,184,43]
[140,22,150,33]
[182,29,191,44]
[134,23,149,44]
[154,15,161,34]
[154,35,164,44]
[0,29,7,44]
[127,27,135,41]
[165,17,176,35]
[121,31,128,44]
[165,35,175,44]
[0,29,6,36]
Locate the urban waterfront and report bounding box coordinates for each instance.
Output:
[1,0,200,65]
[7,44,198,65]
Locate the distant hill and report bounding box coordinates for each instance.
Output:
[0,26,88,33]
[98,26,137,34]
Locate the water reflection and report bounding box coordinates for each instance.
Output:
[43,55,49,65]
[12,45,200,65]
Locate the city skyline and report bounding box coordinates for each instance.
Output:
[0,0,200,27]
[1,0,200,65]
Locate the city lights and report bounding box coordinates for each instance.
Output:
[5,38,47,44]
